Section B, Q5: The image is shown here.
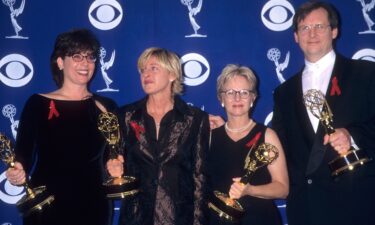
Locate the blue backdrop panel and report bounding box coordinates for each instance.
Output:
[1,0,374,224]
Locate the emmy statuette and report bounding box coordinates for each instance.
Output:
[97,112,139,199]
[0,133,54,216]
[303,89,371,176]
[208,142,279,222]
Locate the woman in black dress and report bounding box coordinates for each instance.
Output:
[208,64,288,225]
[5,29,115,225]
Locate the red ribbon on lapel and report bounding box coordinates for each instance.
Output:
[246,132,262,148]
[130,121,145,141]
[330,76,341,96]
[48,100,60,120]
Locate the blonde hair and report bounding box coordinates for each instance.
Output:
[216,64,258,101]
[137,47,183,95]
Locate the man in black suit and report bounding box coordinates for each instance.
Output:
[272,1,375,225]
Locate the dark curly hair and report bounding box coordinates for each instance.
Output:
[50,28,100,88]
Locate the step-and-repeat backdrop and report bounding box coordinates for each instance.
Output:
[0,0,374,224]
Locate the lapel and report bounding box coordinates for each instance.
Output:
[126,98,154,161]
[126,96,192,164]
[324,55,345,119]
[306,126,328,175]
[294,71,316,148]
[306,55,344,175]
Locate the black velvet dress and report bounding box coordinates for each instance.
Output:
[15,94,115,225]
[208,124,282,225]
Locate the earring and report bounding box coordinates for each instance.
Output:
[221,102,224,108]
[250,103,253,108]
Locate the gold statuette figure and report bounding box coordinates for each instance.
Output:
[303,89,371,176]
[98,112,139,199]
[0,133,54,216]
[208,142,279,222]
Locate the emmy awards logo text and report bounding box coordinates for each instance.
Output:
[2,0,28,39]
[181,0,207,38]
[267,48,290,84]
[357,0,375,34]
[97,47,118,92]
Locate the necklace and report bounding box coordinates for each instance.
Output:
[225,119,253,133]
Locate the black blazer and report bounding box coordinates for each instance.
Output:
[272,54,375,225]
[118,96,210,225]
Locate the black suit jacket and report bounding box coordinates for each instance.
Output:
[272,54,375,225]
[118,96,210,225]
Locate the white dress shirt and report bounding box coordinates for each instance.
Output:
[302,50,336,132]
[302,50,358,149]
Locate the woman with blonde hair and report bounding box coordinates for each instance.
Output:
[208,64,288,225]
[108,47,210,225]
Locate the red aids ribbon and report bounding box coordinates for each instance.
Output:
[246,132,262,148]
[330,76,341,96]
[130,121,145,141]
[48,100,60,120]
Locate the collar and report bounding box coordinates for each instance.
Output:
[132,95,191,122]
[304,50,336,75]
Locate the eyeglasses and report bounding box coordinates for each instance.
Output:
[297,24,331,34]
[221,89,254,99]
[71,54,97,63]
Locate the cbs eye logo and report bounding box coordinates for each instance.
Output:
[0,54,33,88]
[0,171,25,204]
[352,49,375,62]
[261,0,295,31]
[88,0,123,30]
[181,53,210,86]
